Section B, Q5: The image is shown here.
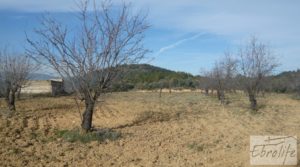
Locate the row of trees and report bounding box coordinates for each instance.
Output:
[200,37,278,111]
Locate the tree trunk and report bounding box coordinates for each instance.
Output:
[248,93,257,111]
[219,90,225,104]
[261,90,265,97]
[159,88,162,98]
[6,90,16,111]
[17,88,21,100]
[217,90,221,100]
[233,89,236,94]
[81,98,95,132]
[205,88,209,96]
[217,89,225,104]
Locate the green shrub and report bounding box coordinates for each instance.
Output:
[187,142,204,152]
[55,128,121,143]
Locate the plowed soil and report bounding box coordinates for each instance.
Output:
[1,92,300,167]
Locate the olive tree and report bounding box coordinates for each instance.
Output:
[238,37,278,111]
[26,0,149,132]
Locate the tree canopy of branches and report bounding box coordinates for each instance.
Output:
[0,49,36,111]
[211,61,226,103]
[238,36,278,111]
[200,36,277,110]
[221,51,238,92]
[212,54,238,103]
[26,0,149,132]
[198,69,210,95]
[200,51,238,103]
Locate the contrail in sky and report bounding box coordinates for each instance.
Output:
[154,33,205,56]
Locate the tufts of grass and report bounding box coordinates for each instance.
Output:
[23,93,53,98]
[187,142,204,152]
[29,132,39,140]
[54,128,121,143]
[11,148,22,154]
[291,93,300,100]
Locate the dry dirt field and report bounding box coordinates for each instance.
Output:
[1,91,300,167]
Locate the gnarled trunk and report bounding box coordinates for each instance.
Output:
[81,97,95,132]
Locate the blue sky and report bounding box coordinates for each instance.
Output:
[0,0,299,75]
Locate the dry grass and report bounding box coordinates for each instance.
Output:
[0,91,300,166]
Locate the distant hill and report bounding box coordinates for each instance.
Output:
[115,64,300,92]
[269,69,300,93]
[120,64,194,83]
[29,64,300,93]
[111,64,198,91]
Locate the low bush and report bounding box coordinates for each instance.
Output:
[55,128,121,143]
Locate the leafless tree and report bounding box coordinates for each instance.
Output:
[0,49,36,111]
[238,36,278,111]
[211,61,226,104]
[205,52,238,104]
[221,51,238,93]
[26,0,149,132]
[199,69,213,96]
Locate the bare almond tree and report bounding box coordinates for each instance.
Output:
[211,61,226,104]
[26,0,149,132]
[207,52,238,104]
[221,51,238,93]
[0,49,36,111]
[238,36,278,111]
[199,70,212,96]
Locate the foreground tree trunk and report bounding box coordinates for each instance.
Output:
[81,97,95,132]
